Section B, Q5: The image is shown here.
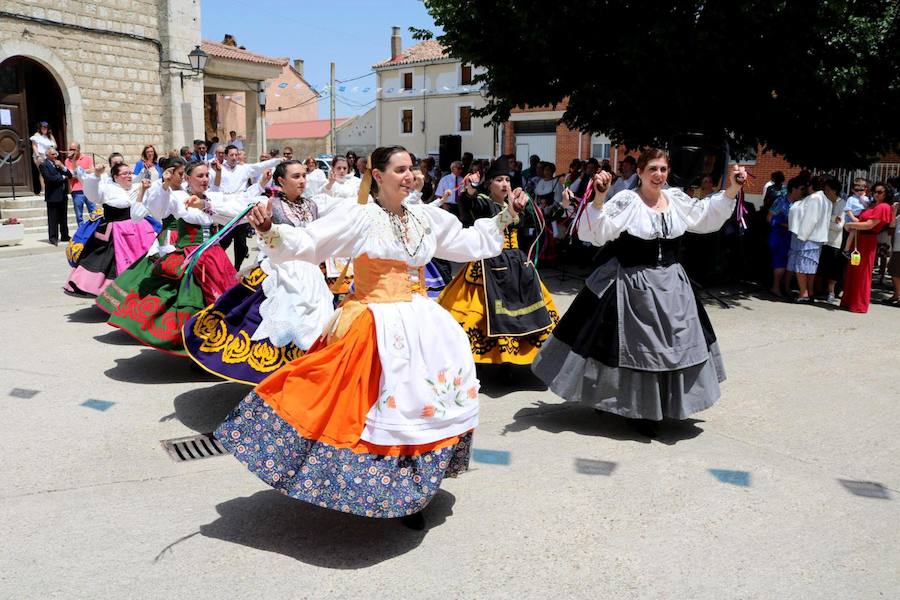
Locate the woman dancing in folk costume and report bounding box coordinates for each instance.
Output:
[215,146,527,529]
[410,166,451,299]
[319,155,362,296]
[63,163,158,297]
[183,160,339,384]
[438,156,559,365]
[532,149,747,437]
[97,160,256,355]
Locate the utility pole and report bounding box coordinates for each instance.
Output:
[329,62,336,155]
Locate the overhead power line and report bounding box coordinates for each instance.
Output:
[336,71,375,84]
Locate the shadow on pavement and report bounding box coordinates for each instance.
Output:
[539,265,590,296]
[66,305,108,323]
[93,329,141,346]
[501,401,704,445]
[168,382,249,432]
[197,488,456,567]
[104,349,219,384]
[477,364,547,398]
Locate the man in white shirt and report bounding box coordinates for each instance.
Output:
[227,130,244,150]
[210,145,281,271]
[608,156,637,197]
[434,161,465,217]
[210,145,282,194]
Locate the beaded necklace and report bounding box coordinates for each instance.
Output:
[375,199,428,257]
[280,192,314,224]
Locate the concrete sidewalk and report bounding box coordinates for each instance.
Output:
[0,230,69,259]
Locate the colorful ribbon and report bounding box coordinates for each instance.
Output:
[182,202,256,288]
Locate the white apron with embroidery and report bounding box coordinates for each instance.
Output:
[261,197,509,445]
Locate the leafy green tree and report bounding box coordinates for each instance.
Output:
[421,0,900,168]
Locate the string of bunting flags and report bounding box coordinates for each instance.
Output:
[308,83,481,95]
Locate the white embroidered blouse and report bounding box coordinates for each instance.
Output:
[577,187,737,247]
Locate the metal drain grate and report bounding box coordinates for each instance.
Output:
[161,433,227,462]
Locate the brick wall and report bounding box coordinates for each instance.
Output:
[743,150,802,195]
[554,124,582,173]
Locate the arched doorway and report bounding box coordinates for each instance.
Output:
[0,56,67,196]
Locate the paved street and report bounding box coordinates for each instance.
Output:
[2,249,899,599]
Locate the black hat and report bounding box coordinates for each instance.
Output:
[484,156,512,181]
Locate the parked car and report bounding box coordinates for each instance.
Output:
[313,154,333,175]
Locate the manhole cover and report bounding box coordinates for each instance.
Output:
[161,433,226,462]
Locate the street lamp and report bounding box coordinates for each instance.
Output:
[179,45,208,88]
[188,45,209,72]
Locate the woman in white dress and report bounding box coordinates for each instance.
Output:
[63,162,158,296]
[215,145,526,529]
[319,154,362,293]
[183,160,340,383]
[532,148,747,437]
[30,121,57,196]
[302,156,327,198]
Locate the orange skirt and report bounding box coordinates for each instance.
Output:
[215,308,472,518]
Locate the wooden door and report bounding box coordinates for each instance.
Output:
[0,59,32,197]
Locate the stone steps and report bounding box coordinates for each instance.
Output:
[1,196,78,234]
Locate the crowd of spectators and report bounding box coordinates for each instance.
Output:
[31,126,899,312]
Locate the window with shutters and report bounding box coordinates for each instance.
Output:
[460,65,473,85]
[401,109,413,134]
[459,106,472,132]
[402,72,413,90]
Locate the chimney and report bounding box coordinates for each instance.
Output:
[391,26,402,60]
[293,58,304,76]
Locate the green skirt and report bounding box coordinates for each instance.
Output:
[96,251,205,356]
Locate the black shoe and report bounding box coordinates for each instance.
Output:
[60,237,71,242]
[631,418,660,438]
[50,240,59,246]
[400,512,426,531]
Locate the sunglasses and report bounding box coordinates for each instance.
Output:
[853,186,866,192]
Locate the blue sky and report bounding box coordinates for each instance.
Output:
[200,0,441,120]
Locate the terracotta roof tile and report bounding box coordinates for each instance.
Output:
[201,40,287,67]
[373,40,449,68]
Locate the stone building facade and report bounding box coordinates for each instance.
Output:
[0,1,204,197]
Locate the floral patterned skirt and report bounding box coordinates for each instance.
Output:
[438,257,559,365]
[215,308,472,518]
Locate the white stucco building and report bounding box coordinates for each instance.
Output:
[373,29,496,160]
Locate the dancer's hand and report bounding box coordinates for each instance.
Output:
[184,195,205,209]
[727,164,748,198]
[247,199,273,233]
[93,165,106,176]
[509,188,528,214]
[412,168,424,192]
[593,171,612,194]
[162,166,176,190]
[259,168,272,188]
